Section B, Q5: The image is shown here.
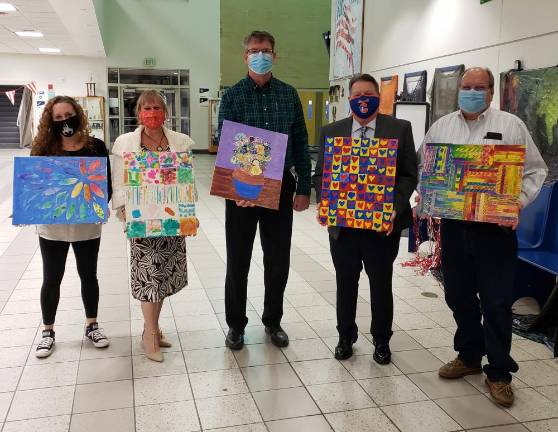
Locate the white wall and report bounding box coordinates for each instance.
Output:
[360,0,558,108]
[0,53,106,98]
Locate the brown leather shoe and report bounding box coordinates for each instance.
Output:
[438,357,482,379]
[486,378,514,407]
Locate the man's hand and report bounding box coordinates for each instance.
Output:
[235,200,256,208]
[386,210,397,236]
[293,195,310,212]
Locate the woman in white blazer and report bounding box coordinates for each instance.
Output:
[112,89,197,362]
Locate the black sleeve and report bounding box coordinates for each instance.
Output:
[91,138,113,203]
[312,126,327,203]
[394,121,418,215]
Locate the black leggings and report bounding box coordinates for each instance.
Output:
[39,237,101,326]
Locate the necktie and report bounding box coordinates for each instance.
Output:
[360,126,368,140]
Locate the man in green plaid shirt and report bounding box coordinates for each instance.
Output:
[218,30,311,351]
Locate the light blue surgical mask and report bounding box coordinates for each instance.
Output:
[458,89,488,114]
[248,52,273,75]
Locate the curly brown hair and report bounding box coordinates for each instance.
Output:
[31,96,91,156]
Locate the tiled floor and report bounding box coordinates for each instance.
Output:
[0,151,557,431]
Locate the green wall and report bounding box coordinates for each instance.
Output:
[220,0,331,89]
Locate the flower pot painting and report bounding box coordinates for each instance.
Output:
[211,120,288,210]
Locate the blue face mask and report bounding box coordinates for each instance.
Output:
[349,95,380,119]
[458,89,488,114]
[248,52,273,75]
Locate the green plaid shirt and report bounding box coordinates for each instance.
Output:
[217,75,312,195]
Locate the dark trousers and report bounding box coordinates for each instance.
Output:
[39,237,101,326]
[330,228,401,343]
[441,219,519,383]
[224,172,296,331]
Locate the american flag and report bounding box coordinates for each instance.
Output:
[25,81,38,94]
[335,1,358,74]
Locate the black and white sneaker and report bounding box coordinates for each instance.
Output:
[35,329,55,358]
[85,323,110,348]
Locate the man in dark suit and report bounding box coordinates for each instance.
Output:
[312,73,418,364]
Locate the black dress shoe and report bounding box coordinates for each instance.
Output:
[334,338,354,360]
[225,328,244,350]
[373,342,391,365]
[265,326,289,347]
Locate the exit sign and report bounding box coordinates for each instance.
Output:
[143,57,156,67]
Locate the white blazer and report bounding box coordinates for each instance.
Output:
[111,125,195,210]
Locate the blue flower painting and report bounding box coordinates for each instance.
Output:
[12,156,109,225]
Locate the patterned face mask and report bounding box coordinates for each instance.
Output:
[139,110,166,129]
[53,115,80,137]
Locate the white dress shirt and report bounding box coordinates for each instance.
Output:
[419,107,548,207]
[351,117,376,140]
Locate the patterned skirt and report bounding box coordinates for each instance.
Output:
[130,237,188,302]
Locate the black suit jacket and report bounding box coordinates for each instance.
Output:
[312,115,418,239]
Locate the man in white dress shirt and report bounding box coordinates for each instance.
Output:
[419,67,548,408]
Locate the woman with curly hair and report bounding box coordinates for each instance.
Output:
[112,89,198,362]
[32,96,112,358]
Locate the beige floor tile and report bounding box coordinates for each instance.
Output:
[465,425,528,432]
[406,328,454,348]
[408,371,480,399]
[515,360,558,387]
[234,343,288,367]
[383,400,461,432]
[70,407,135,432]
[0,392,12,423]
[436,394,517,429]
[535,385,558,403]
[0,367,22,392]
[76,356,132,384]
[252,387,320,421]
[389,331,423,352]
[282,338,332,362]
[391,349,444,374]
[292,358,353,385]
[307,381,375,413]
[132,351,186,378]
[342,354,402,380]
[190,368,249,399]
[3,415,70,432]
[135,400,199,432]
[505,387,558,422]
[0,346,29,368]
[72,380,133,413]
[325,407,399,432]
[196,393,262,430]
[8,386,74,421]
[178,329,226,350]
[524,418,558,432]
[266,415,333,432]
[359,375,428,406]
[241,363,302,392]
[134,373,192,405]
[19,361,78,390]
[26,340,82,365]
[184,347,238,373]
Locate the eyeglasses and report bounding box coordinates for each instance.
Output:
[246,49,273,55]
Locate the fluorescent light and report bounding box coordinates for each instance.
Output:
[16,30,44,38]
[0,3,16,12]
[39,47,61,53]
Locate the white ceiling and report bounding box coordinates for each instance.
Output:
[0,0,105,57]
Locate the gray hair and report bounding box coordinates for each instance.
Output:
[460,67,495,92]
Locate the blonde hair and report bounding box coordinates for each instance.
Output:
[135,89,169,121]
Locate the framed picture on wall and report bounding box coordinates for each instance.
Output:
[332,0,364,80]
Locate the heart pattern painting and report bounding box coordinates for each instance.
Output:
[319,137,398,231]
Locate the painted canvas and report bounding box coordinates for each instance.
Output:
[12,156,108,225]
[210,120,288,210]
[319,137,398,232]
[379,75,399,116]
[501,66,558,183]
[430,65,465,124]
[332,0,363,79]
[123,151,197,238]
[419,143,525,224]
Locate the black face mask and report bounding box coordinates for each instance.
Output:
[52,115,80,137]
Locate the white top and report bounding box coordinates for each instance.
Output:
[351,117,377,140]
[111,126,196,210]
[419,107,548,207]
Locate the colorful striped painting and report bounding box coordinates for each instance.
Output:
[123,151,197,238]
[12,156,108,225]
[319,136,398,232]
[419,143,525,224]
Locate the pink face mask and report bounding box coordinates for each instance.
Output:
[139,110,165,129]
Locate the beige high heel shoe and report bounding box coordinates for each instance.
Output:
[158,330,172,348]
[142,330,163,362]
